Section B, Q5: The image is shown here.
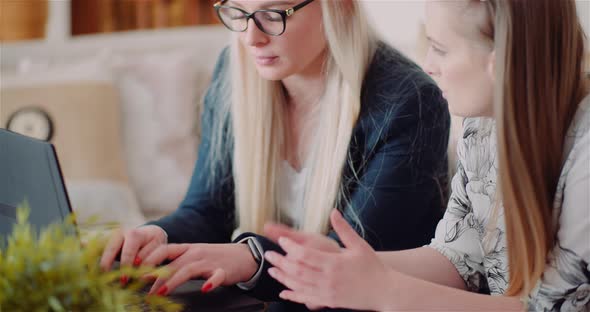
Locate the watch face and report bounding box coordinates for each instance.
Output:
[6,107,54,141]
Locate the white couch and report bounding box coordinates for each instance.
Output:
[1,26,230,228]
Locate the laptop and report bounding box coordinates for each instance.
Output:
[0,129,265,312]
[0,128,72,238]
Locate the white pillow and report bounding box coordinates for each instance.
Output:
[114,50,211,219]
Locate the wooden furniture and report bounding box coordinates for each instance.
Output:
[71,0,220,36]
[0,0,48,42]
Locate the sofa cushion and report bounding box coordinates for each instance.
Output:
[114,49,211,219]
[0,82,145,227]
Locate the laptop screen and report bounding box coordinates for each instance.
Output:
[0,129,72,240]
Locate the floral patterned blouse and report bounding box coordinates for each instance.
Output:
[430,94,590,311]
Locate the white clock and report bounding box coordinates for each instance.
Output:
[6,107,54,141]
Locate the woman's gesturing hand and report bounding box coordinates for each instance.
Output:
[264,210,392,311]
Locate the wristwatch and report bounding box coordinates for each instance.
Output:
[243,237,262,265]
[236,236,265,290]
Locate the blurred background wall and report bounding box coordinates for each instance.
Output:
[2,0,588,55]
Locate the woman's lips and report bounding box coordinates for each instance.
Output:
[255,56,279,66]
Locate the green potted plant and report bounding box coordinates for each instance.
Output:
[0,204,182,312]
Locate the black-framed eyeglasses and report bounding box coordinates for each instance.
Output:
[213,0,315,36]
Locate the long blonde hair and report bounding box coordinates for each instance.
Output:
[209,1,377,235]
[468,0,588,297]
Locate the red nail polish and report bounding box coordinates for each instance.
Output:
[120,275,128,286]
[201,283,212,294]
[156,285,168,296]
[133,256,142,266]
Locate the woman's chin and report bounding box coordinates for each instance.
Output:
[255,65,291,81]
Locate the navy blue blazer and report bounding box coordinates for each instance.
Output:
[149,42,450,307]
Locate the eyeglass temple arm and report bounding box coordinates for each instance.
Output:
[214,0,227,8]
[286,0,314,16]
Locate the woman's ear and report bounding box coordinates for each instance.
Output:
[487,50,496,82]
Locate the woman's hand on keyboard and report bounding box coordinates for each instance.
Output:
[141,243,258,296]
[99,225,168,275]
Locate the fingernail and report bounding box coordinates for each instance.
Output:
[281,237,293,245]
[201,283,212,294]
[133,256,142,266]
[278,237,286,245]
[120,275,128,286]
[268,268,276,277]
[156,285,168,296]
[264,251,275,261]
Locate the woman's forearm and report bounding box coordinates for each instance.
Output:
[377,246,467,290]
[376,269,523,311]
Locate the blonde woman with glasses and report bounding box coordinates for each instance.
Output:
[100,0,450,308]
[263,0,590,311]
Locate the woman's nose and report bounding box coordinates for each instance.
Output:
[243,18,269,47]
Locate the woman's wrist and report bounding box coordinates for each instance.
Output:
[234,237,265,289]
[374,268,404,311]
[238,243,260,281]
